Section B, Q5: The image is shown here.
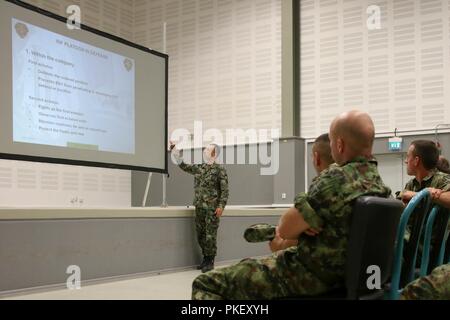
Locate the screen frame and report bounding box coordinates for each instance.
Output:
[1,0,169,174]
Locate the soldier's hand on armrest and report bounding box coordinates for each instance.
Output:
[401,191,416,204]
[428,188,443,201]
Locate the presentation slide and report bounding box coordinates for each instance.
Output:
[12,18,136,154]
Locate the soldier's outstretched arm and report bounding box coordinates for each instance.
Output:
[178,161,200,175]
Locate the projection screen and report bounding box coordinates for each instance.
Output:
[0,0,168,173]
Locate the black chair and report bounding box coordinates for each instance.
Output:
[282,196,403,300]
[344,196,403,300]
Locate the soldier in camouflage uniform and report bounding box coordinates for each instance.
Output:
[397,141,450,269]
[243,133,335,245]
[192,111,391,299]
[398,141,450,207]
[311,133,335,175]
[400,263,450,300]
[170,143,229,273]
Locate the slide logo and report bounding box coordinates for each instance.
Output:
[124,59,133,72]
[14,22,29,39]
[66,5,81,30]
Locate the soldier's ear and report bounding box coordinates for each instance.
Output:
[313,151,319,166]
[337,137,344,153]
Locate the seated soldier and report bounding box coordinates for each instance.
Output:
[399,141,450,208]
[245,133,336,250]
[397,141,450,270]
[312,133,335,176]
[191,110,391,300]
[400,263,450,300]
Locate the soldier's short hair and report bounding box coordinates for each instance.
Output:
[313,133,334,165]
[411,140,439,170]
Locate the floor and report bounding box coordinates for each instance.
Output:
[1,266,226,300]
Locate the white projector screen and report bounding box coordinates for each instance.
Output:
[0,0,168,173]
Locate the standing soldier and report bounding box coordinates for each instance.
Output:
[170,142,229,273]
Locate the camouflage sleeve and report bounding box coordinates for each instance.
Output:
[178,162,200,175]
[294,193,323,230]
[297,167,349,229]
[217,167,229,209]
[400,264,450,300]
[435,174,450,192]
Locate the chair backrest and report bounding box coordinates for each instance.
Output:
[345,196,403,300]
[419,205,450,276]
[399,194,432,286]
[443,231,450,264]
[428,207,450,271]
[388,189,432,300]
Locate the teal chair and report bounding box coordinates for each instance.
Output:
[387,189,432,300]
[438,226,450,266]
[441,230,450,264]
[419,205,450,276]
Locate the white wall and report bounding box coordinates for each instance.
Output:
[376,153,409,195]
[0,160,131,208]
[133,0,282,138]
[300,0,450,138]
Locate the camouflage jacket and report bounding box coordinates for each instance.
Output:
[401,263,450,300]
[179,161,229,210]
[402,169,450,194]
[289,157,391,285]
[401,169,450,237]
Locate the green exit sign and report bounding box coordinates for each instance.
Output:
[388,137,403,151]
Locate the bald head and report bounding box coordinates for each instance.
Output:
[329,110,375,164]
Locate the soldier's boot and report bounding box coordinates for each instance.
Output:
[196,257,207,270]
[201,256,215,273]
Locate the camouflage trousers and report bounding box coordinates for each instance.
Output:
[400,264,450,300]
[195,207,220,258]
[192,252,331,300]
